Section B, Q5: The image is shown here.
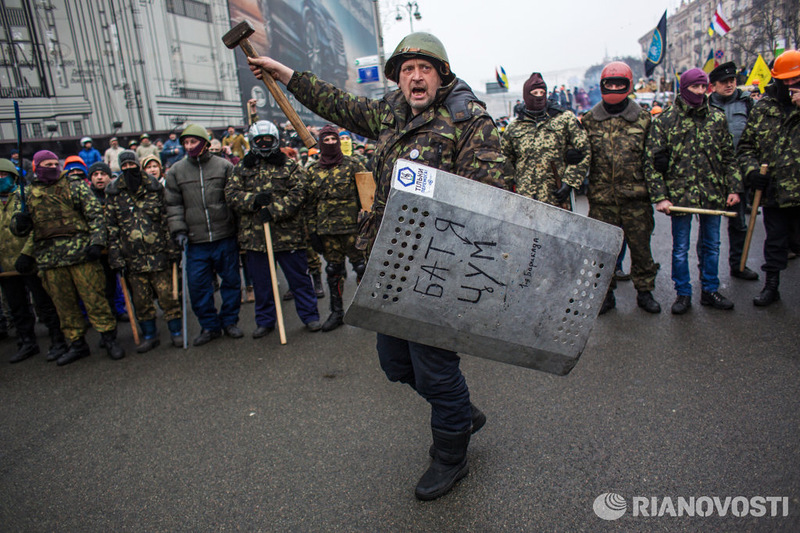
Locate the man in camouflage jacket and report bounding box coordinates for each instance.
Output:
[225,120,321,339]
[106,151,183,351]
[10,150,125,365]
[736,50,800,306]
[248,32,503,501]
[0,158,66,363]
[645,68,742,314]
[305,124,367,332]
[502,72,589,208]
[582,61,661,315]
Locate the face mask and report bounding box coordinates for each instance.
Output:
[36,166,61,184]
[0,176,15,194]
[187,139,209,158]
[123,167,142,192]
[339,138,352,156]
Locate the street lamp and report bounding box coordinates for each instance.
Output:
[395,1,421,33]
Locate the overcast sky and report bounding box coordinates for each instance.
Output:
[377,0,681,91]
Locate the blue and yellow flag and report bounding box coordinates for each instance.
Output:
[495,66,509,89]
[703,50,716,73]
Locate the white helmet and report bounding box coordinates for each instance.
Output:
[80,137,92,145]
[248,120,280,157]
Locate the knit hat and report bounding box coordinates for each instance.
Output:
[33,150,58,170]
[118,150,139,168]
[88,161,112,177]
[680,68,709,108]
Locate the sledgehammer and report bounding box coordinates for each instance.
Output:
[222,20,316,149]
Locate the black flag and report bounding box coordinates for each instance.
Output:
[645,11,667,77]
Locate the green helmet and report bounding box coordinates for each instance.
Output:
[384,32,454,84]
[0,158,19,178]
[180,123,210,143]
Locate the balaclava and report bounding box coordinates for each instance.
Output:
[33,150,61,185]
[680,68,709,108]
[319,125,344,169]
[118,150,142,192]
[523,73,548,112]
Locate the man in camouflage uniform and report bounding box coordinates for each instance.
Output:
[0,158,66,363]
[249,31,504,501]
[645,68,742,315]
[225,120,321,338]
[10,150,125,365]
[708,61,758,281]
[502,72,589,208]
[105,151,183,351]
[305,124,368,332]
[737,50,800,306]
[582,61,661,314]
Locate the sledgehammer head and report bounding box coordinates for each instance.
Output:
[223,20,255,49]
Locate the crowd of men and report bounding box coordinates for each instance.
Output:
[2,31,798,502]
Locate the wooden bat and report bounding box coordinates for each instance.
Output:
[118,273,140,345]
[263,223,287,345]
[667,206,738,217]
[740,164,769,272]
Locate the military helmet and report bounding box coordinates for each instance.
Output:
[180,123,210,144]
[0,158,19,178]
[247,120,281,157]
[384,32,454,84]
[771,50,800,80]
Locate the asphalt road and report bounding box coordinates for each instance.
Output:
[2,197,799,532]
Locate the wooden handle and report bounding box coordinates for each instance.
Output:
[355,172,376,211]
[740,163,769,272]
[667,206,738,217]
[239,39,316,149]
[0,271,20,278]
[264,223,287,345]
[172,262,178,301]
[118,274,140,345]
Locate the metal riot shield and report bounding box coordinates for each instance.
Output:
[344,160,623,375]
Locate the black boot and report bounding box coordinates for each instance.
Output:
[321,274,344,332]
[46,330,68,362]
[311,270,325,299]
[415,428,470,501]
[10,336,40,363]
[430,403,486,457]
[57,337,90,366]
[100,330,125,360]
[598,290,616,315]
[754,271,780,307]
[636,291,661,314]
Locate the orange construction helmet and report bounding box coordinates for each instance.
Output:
[771,50,800,79]
[650,105,663,115]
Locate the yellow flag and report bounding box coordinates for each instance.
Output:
[745,54,772,93]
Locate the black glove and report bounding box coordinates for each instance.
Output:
[15,254,36,275]
[309,233,325,254]
[554,183,573,203]
[258,207,273,224]
[10,212,33,237]
[565,148,584,165]
[86,244,104,261]
[748,169,770,191]
[653,151,669,173]
[174,232,189,248]
[254,192,273,208]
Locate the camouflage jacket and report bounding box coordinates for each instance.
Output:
[501,106,589,206]
[19,173,106,270]
[0,189,28,272]
[737,93,800,208]
[225,154,310,253]
[645,97,742,211]
[104,175,177,273]
[287,72,506,253]
[306,155,366,236]
[582,100,652,205]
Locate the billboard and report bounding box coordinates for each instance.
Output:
[227,0,380,127]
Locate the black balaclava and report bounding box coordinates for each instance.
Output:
[523,72,548,112]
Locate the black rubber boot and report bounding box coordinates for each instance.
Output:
[10,337,40,364]
[46,330,69,362]
[321,274,344,332]
[430,403,486,457]
[753,271,780,307]
[100,330,125,360]
[415,428,471,501]
[311,270,325,299]
[636,291,661,314]
[57,337,91,366]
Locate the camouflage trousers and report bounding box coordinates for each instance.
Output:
[322,233,365,266]
[306,247,322,272]
[588,201,658,292]
[126,269,182,322]
[40,261,116,342]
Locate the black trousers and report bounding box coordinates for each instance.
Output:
[762,206,800,272]
[0,273,62,342]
